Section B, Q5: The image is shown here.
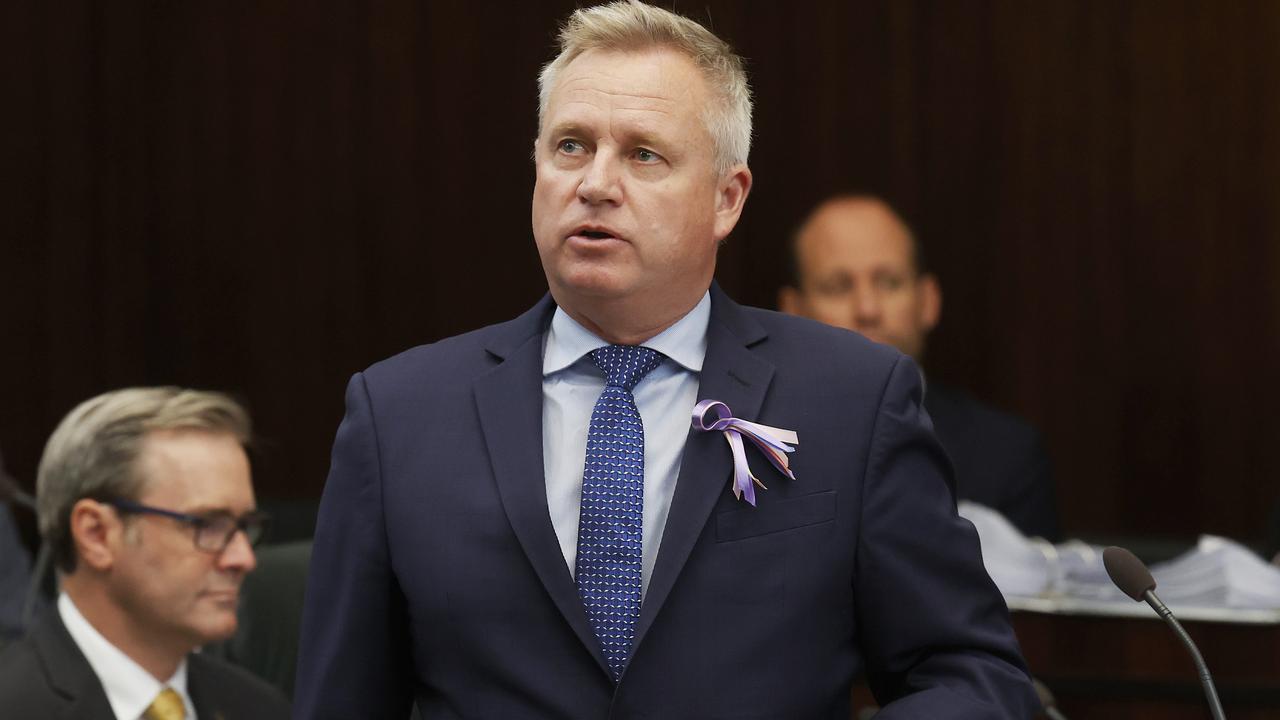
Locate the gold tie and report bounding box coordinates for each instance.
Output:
[143,687,186,720]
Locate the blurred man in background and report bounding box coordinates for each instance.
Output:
[780,195,1060,540]
[0,387,289,718]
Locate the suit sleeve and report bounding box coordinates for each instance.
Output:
[293,373,414,719]
[854,356,1040,719]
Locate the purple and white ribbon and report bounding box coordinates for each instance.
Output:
[691,399,798,506]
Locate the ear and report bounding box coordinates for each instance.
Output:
[918,272,942,332]
[69,499,122,572]
[778,285,802,315]
[712,164,753,242]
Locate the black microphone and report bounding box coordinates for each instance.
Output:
[1102,546,1227,720]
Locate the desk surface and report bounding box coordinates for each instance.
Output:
[1009,594,1280,624]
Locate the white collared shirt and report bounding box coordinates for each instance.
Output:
[58,593,197,720]
[542,291,709,597]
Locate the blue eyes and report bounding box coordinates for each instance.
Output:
[558,139,584,154]
[554,140,661,164]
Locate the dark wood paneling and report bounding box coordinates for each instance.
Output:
[3,1,1278,546]
[1014,610,1280,719]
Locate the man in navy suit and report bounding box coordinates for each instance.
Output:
[780,195,1060,541]
[294,2,1039,718]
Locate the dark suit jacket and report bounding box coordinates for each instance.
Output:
[0,502,32,644]
[295,286,1038,719]
[0,608,291,719]
[924,383,1060,541]
[1264,499,1280,562]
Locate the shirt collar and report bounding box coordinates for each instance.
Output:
[58,593,193,720]
[543,291,710,375]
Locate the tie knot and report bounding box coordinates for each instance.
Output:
[144,687,186,720]
[590,345,663,391]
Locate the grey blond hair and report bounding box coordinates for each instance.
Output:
[537,0,752,173]
[37,387,251,572]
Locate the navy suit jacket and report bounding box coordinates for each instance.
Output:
[294,286,1038,719]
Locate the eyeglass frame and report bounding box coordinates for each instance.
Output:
[103,498,270,553]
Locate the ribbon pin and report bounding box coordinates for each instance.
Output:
[691,399,798,506]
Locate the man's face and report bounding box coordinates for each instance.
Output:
[779,200,940,360]
[108,430,257,650]
[532,48,749,324]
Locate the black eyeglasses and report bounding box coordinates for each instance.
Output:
[105,499,270,553]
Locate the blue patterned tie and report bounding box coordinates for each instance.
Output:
[575,344,664,680]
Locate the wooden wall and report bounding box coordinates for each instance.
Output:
[3,1,1278,543]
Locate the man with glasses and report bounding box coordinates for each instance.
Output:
[0,387,289,719]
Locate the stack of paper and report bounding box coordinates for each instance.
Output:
[1150,535,1280,610]
[957,501,1280,612]
[955,501,1052,597]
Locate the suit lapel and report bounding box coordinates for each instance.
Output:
[29,610,116,718]
[631,286,774,657]
[474,296,611,678]
[187,656,227,720]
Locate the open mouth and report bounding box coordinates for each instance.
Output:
[570,224,622,242]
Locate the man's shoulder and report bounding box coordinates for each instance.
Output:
[0,613,96,711]
[735,303,905,378]
[924,382,1043,446]
[363,328,490,383]
[362,295,554,386]
[189,652,291,716]
[355,293,907,395]
[0,630,43,693]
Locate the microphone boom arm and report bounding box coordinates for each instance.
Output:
[1141,589,1226,720]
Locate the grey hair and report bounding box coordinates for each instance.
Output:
[37,387,251,572]
[537,0,752,174]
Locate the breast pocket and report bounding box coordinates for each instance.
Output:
[715,490,837,542]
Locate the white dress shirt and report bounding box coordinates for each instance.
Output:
[58,593,197,720]
[542,291,709,597]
